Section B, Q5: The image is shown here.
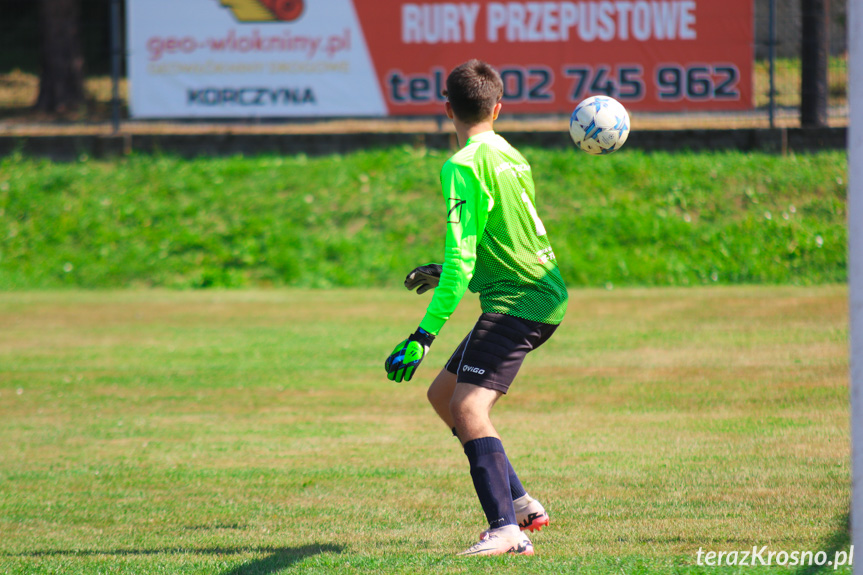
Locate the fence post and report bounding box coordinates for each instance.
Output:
[110,0,121,134]
[768,0,776,128]
[801,0,829,127]
[850,0,863,564]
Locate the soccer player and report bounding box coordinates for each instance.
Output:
[384,59,568,556]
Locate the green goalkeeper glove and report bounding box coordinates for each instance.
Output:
[385,328,435,382]
[404,263,443,295]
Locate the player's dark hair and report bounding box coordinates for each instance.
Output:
[443,59,503,125]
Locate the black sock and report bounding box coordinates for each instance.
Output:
[453,427,526,501]
[506,457,527,500]
[463,437,517,529]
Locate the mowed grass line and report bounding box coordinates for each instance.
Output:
[0,286,849,574]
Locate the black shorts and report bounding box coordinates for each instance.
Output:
[444,312,559,394]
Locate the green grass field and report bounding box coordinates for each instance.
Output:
[0,286,849,574]
[0,149,848,289]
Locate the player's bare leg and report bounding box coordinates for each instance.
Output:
[448,383,534,555]
[427,369,457,428]
[427,372,550,536]
[449,382,502,442]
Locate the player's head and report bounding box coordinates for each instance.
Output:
[443,59,503,125]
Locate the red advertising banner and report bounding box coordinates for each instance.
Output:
[353,0,754,115]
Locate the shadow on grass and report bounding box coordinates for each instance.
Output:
[9,543,344,574]
[218,544,343,575]
[794,510,850,575]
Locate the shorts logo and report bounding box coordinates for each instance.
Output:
[462,365,486,375]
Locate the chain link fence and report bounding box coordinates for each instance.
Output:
[0,0,124,122]
[0,0,849,131]
[753,0,848,127]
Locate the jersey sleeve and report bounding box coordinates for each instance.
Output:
[418,160,490,336]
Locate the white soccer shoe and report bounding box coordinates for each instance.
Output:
[478,494,550,541]
[514,494,550,532]
[458,525,534,556]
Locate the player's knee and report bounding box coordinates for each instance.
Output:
[426,384,441,407]
[430,387,457,422]
[427,371,456,408]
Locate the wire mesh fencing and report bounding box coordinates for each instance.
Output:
[0,0,849,132]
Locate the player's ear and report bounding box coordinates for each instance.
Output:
[492,101,502,121]
[445,100,455,120]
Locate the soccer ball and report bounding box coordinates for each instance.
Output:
[569,96,631,155]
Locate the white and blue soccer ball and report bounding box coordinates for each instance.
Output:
[569,96,631,155]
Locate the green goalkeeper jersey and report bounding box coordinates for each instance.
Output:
[418,131,568,336]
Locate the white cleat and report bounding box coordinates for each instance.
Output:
[479,495,550,541]
[514,494,550,533]
[458,525,534,556]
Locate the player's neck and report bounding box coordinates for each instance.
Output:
[454,120,495,148]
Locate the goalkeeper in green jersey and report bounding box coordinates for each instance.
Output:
[385,59,568,557]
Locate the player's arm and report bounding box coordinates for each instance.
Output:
[421,162,487,336]
[385,162,488,381]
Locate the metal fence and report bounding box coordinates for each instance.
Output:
[753,0,848,127]
[0,0,849,131]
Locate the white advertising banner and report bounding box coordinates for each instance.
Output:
[126,0,387,117]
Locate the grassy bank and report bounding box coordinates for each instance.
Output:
[0,148,847,289]
[0,286,849,574]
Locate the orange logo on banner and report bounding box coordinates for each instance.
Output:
[218,0,304,22]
